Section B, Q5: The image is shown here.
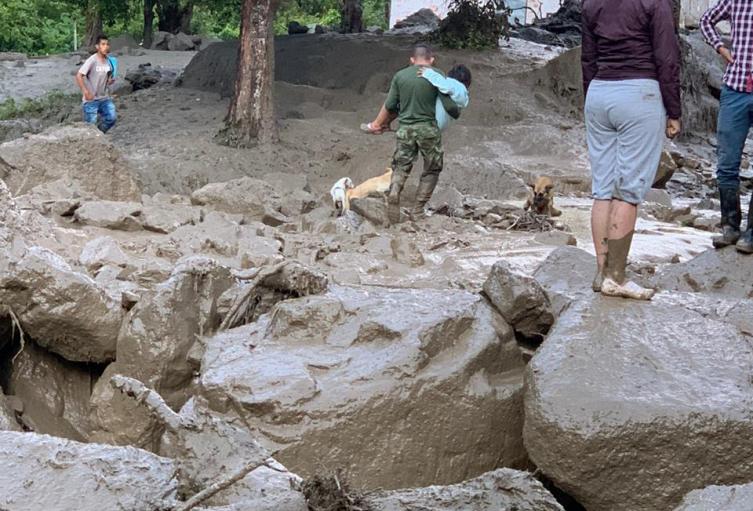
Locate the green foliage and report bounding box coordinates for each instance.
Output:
[0,0,389,54]
[434,0,505,50]
[0,91,79,121]
[0,0,78,55]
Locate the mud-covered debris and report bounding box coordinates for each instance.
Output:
[301,472,372,511]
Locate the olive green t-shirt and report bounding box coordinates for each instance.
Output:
[384,65,442,127]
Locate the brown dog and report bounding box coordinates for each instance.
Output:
[524,176,562,217]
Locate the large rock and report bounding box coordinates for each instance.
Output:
[483,260,554,340]
[674,481,753,511]
[532,246,596,315]
[115,257,235,407]
[125,63,164,91]
[0,431,177,511]
[151,30,173,50]
[0,246,124,363]
[653,149,678,188]
[368,468,563,511]
[191,177,282,220]
[524,298,753,511]
[392,8,440,32]
[89,364,163,450]
[74,200,143,231]
[0,392,20,431]
[156,212,282,267]
[79,236,129,271]
[0,124,142,201]
[200,285,528,489]
[168,31,196,51]
[8,341,94,440]
[654,247,753,298]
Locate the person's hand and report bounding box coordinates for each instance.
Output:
[718,46,735,65]
[666,118,681,139]
[83,90,94,101]
[108,78,115,86]
[417,67,426,77]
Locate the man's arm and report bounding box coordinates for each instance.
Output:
[439,93,461,120]
[581,9,598,95]
[700,0,732,51]
[650,0,682,137]
[420,68,469,108]
[76,59,94,101]
[384,75,400,114]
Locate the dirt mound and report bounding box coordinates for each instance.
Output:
[180,35,415,97]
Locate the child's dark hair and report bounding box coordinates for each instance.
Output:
[96,34,109,45]
[448,64,472,88]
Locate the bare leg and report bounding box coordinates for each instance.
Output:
[591,199,611,292]
[601,199,654,300]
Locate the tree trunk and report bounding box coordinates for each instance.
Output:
[340,0,363,33]
[385,0,391,28]
[157,0,194,34]
[143,0,157,48]
[221,0,278,146]
[83,1,103,50]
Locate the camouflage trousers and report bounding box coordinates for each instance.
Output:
[390,123,444,181]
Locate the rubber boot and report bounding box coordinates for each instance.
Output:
[387,170,408,225]
[601,231,655,300]
[713,187,741,249]
[736,194,753,254]
[411,173,440,221]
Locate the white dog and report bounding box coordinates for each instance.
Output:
[330,177,354,215]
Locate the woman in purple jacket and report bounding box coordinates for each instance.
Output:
[581,0,682,300]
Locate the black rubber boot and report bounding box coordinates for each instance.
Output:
[387,171,408,225]
[736,194,753,254]
[410,173,439,220]
[713,187,741,249]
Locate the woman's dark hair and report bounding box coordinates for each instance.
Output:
[448,64,472,88]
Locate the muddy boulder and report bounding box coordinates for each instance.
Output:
[200,285,528,489]
[654,248,753,298]
[674,481,753,510]
[190,177,283,221]
[0,246,124,363]
[114,257,235,407]
[524,298,753,511]
[8,341,94,440]
[532,246,596,315]
[483,260,554,340]
[368,468,563,511]
[653,149,678,188]
[0,431,177,511]
[0,124,142,201]
[0,392,20,431]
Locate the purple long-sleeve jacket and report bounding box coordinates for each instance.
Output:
[581,0,682,119]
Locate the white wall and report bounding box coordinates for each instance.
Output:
[389,0,562,28]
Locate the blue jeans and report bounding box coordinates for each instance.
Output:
[82,98,117,133]
[717,85,753,190]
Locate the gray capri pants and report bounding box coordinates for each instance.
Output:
[585,79,666,205]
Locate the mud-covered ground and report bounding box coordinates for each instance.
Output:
[0,30,752,511]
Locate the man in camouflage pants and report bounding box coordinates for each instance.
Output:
[384,44,459,224]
